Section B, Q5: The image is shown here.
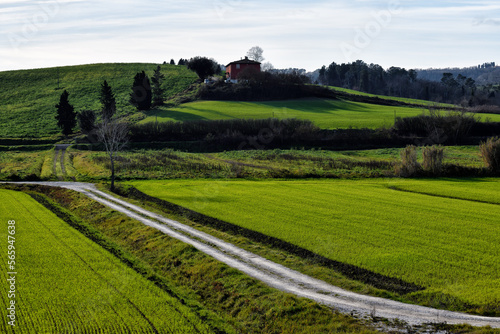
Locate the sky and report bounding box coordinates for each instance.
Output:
[1,0,499,72]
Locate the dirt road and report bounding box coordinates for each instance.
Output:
[3,181,500,329]
[53,144,71,180]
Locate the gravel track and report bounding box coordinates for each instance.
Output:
[3,181,500,329]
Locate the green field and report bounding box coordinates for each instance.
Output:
[0,189,212,333]
[330,86,457,108]
[140,98,500,129]
[128,178,500,308]
[0,63,198,138]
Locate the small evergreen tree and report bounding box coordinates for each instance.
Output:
[100,80,116,121]
[129,71,152,110]
[151,65,166,106]
[77,109,96,133]
[55,90,76,136]
[170,59,175,65]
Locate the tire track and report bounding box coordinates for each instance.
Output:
[3,181,500,329]
[53,145,71,180]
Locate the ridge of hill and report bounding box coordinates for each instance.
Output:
[0,63,198,138]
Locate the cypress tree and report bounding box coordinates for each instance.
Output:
[100,80,116,121]
[55,90,76,136]
[151,65,166,106]
[129,71,152,110]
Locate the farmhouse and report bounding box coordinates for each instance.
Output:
[225,56,261,83]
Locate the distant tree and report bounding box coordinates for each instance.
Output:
[151,65,166,106]
[129,71,152,110]
[100,80,116,121]
[441,73,458,87]
[187,56,218,79]
[170,59,175,65]
[178,58,186,66]
[261,62,274,72]
[247,46,264,62]
[96,118,129,191]
[55,90,76,136]
[77,109,96,133]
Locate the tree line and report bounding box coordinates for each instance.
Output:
[316,60,500,107]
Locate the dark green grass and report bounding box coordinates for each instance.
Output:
[0,63,198,138]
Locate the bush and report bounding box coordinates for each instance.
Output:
[130,118,319,143]
[393,111,479,144]
[422,145,445,175]
[480,137,500,172]
[397,145,420,177]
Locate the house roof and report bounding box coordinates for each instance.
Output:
[226,56,261,67]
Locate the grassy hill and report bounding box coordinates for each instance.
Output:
[3,63,500,139]
[0,63,198,138]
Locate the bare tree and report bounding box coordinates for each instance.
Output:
[247,46,264,62]
[96,118,129,191]
[261,61,274,72]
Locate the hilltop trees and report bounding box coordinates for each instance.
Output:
[187,57,218,79]
[317,60,487,105]
[55,90,77,136]
[129,71,152,110]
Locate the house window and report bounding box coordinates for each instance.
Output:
[236,64,240,69]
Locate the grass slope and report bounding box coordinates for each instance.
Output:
[0,63,198,138]
[0,189,212,333]
[330,86,457,108]
[128,178,500,310]
[140,98,500,129]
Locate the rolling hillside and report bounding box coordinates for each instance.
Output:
[0,63,198,138]
[3,63,500,139]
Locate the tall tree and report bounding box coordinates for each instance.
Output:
[247,46,264,62]
[96,118,129,191]
[129,71,152,110]
[55,90,76,136]
[151,65,166,106]
[100,80,116,121]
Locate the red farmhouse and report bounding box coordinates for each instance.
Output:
[225,56,261,82]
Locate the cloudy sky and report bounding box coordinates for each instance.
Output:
[1,0,499,72]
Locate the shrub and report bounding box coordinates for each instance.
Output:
[480,137,500,172]
[422,145,445,175]
[397,145,420,177]
[393,111,479,144]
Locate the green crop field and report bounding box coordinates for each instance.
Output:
[0,63,198,138]
[128,178,500,309]
[0,189,212,333]
[140,98,500,129]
